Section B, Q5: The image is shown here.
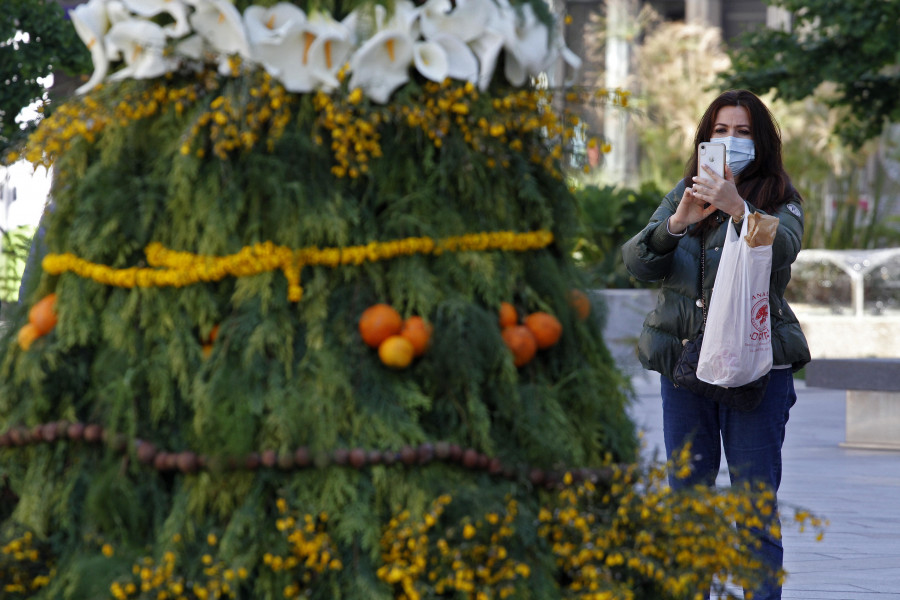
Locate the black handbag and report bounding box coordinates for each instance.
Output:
[671,234,770,412]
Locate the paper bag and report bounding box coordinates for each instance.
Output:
[744,212,779,248]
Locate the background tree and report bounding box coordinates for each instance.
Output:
[634,15,730,188]
[0,0,90,161]
[723,0,900,147]
[627,4,900,252]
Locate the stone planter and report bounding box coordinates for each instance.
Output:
[592,288,656,382]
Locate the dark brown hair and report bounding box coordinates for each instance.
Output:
[683,90,801,237]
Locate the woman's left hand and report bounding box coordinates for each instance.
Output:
[691,164,745,219]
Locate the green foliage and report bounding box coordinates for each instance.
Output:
[796,172,900,250]
[572,183,661,289]
[0,0,91,159]
[724,0,900,147]
[0,225,35,303]
[777,100,900,250]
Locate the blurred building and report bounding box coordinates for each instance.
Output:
[649,0,791,42]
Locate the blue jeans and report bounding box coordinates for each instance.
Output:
[660,368,797,600]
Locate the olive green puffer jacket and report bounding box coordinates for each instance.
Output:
[621,180,811,380]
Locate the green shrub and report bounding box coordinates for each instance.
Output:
[572,183,661,289]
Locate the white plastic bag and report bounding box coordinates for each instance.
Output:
[696,204,774,387]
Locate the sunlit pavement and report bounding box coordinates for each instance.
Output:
[629,375,900,599]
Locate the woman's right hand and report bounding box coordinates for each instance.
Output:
[668,187,717,234]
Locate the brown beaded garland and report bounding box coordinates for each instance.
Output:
[176,452,198,473]
[332,448,350,466]
[399,445,417,465]
[277,452,295,470]
[348,448,367,469]
[67,422,85,441]
[0,421,612,489]
[83,424,102,442]
[136,441,158,464]
[461,448,479,469]
[260,450,277,468]
[293,446,311,467]
[244,452,261,470]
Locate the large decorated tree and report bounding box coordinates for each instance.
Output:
[1,1,813,599]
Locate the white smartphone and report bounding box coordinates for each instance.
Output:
[698,142,725,180]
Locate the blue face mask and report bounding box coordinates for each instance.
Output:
[713,136,756,176]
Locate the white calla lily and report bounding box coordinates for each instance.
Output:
[70,0,111,94]
[244,3,306,79]
[265,32,316,91]
[245,6,352,93]
[464,0,524,90]
[348,29,414,103]
[339,0,418,43]
[341,1,420,43]
[270,26,351,93]
[430,33,478,84]
[501,3,550,87]
[189,0,251,59]
[106,1,132,26]
[344,0,420,103]
[302,12,353,90]
[472,0,552,88]
[244,2,305,46]
[419,0,489,43]
[339,4,371,46]
[105,19,177,80]
[558,43,582,86]
[413,40,448,83]
[377,0,420,36]
[66,0,576,100]
[468,29,504,92]
[175,34,205,60]
[120,0,191,38]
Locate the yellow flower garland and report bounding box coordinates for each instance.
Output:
[42,230,554,302]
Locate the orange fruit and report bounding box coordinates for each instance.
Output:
[568,289,591,321]
[17,323,42,351]
[359,303,403,348]
[501,325,537,367]
[524,312,562,349]
[208,324,220,343]
[400,316,432,357]
[498,302,518,328]
[202,344,213,359]
[28,293,58,335]
[378,335,415,369]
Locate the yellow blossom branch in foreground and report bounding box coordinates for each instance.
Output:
[41,230,554,302]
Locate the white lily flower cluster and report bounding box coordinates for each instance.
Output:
[70,0,581,103]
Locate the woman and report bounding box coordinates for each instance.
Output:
[622,89,811,600]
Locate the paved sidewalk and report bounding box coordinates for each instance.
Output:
[628,374,900,599]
